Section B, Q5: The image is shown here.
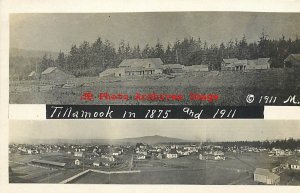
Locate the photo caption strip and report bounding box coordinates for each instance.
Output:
[9,105,300,120]
[45,105,264,119]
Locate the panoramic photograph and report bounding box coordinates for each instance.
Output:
[9,120,300,185]
[9,12,300,105]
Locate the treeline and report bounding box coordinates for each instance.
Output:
[214,138,300,150]
[25,32,300,77]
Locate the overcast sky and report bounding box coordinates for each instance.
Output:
[9,120,300,143]
[10,12,300,52]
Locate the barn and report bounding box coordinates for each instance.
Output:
[246,58,271,70]
[31,159,66,168]
[185,64,209,72]
[163,64,185,73]
[284,54,300,68]
[99,68,125,77]
[41,67,74,82]
[118,58,163,76]
[254,168,280,185]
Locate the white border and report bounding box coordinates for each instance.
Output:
[1,0,300,193]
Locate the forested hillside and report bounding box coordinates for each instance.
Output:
[10,32,300,79]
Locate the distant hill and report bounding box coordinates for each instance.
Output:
[10,48,59,58]
[10,135,188,145]
[118,135,187,144]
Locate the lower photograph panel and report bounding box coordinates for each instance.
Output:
[8,120,300,185]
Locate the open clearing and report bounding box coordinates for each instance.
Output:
[68,152,300,185]
[10,69,300,105]
[9,151,300,185]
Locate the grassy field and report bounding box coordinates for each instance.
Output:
[9,68,300,105]
[70,168,249,184]
[9,152,300,185]
[70,152,289,185]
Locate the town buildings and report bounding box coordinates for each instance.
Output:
[221,58,271,71]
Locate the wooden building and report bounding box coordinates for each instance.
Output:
[284,54,300,68]
[41,67,74,82]
[254,168,280,185]
[118,58,163,76]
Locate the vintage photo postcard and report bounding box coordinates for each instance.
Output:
[8,120,300,185]
[1,1,300,193]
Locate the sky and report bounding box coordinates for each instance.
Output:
[10,12,300,52]
[9,120,300,143]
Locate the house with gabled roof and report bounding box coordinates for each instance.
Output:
[222,58,271,71]
[287,160,300,170]
[247,58,271,70]
[221,58,238,71]
[41,67,74,82]
[284,54,300,68]
[118,58,163,76]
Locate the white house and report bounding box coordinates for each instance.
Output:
[93,162,100,167]
[214,155,226,160]
[289,160,300,170]
[118,58,163,76]
[74,159,81,165]
[246,58,271,70]
[137,154,146,160]
[74,152,84,157]
[213,151,225,156]
[166,149,178,159]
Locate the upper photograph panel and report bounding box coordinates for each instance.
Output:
[9,12,300,105]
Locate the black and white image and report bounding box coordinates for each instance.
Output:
[9,12,300,105]
[9,120,300,185]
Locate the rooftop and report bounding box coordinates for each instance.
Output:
[119,58,163,69]
[41,67,57,75]
[254,168,280,179]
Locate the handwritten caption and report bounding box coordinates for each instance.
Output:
[46,105,264,119]
[246,94,300,105]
